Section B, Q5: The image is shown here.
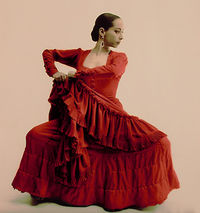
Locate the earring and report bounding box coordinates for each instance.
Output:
[101,37,104,47]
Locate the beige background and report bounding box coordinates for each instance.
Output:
[0,0,199,212]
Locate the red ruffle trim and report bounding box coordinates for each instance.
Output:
[48,77,167,187]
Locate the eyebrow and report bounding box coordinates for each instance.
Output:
[115,28,124,31]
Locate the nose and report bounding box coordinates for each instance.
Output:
[119,33,123,40]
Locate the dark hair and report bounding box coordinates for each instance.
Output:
[91,13,121,41]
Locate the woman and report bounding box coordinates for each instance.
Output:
[11,12,180,211]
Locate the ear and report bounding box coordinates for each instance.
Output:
[99,27,105,37]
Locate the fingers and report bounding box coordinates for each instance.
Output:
[54,72,67,82]
[68,73,75,78]
[68,70,76,78]
[53,71,77,82]
[58,75,66,81]
[61,74,66,81]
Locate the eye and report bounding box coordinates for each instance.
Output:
[115,30,120,34]
[114,30,124,34]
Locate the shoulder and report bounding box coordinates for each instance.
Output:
[42,47,83,55]
[111,50,127,58]
[110,50,128,63]
[68,47,83,54]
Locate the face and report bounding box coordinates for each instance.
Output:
[100,18,124,48]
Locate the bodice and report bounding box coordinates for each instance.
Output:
[75,50,122,103]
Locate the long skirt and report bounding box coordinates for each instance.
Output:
[11,118,180,211]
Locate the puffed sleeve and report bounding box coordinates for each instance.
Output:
[76,52,128,78]
[42,48,82,77]
[109,52,128,77]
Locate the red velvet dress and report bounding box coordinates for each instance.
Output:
[11,48,180,211]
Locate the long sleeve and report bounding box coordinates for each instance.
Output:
[42,48,82,77]
[76,52,128,79]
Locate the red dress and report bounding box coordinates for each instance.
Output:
[11,48,180,211]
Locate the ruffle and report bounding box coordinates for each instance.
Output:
[48,77,167,186]
[11,136,180,210]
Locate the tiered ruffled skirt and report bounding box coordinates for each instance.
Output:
[11,77,180,211]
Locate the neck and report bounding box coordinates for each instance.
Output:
[91,41,111,55]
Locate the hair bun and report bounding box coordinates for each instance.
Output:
[90,13,120,42]
[91,25,99,41]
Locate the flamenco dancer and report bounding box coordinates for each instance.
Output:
[11,12,180,211]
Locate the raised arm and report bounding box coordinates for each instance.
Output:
[42,48,82,77]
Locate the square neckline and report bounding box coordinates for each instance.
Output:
[81,49,113,69]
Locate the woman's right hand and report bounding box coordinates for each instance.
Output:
[53,71,76,81]
[52,71,67,81]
